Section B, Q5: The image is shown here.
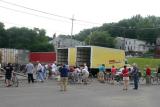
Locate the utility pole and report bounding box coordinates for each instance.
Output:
[89,31,92,45]
[71,15,75,47]
[52,33,56,52]
[123,28,126,51]
[71,15,74,36]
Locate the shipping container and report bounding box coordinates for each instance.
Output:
[18,49,29,64]
[0,48,17,64]
[57,48,76,66]
[0,48,29,64]
[76,46,125,69]
[29,52,56,63]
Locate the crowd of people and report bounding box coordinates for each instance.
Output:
[1,61,90,91]
[1,61,160,92]
[96,63,160,91]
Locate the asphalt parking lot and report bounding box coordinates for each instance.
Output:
[0,80,160,107]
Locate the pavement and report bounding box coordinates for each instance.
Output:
[0,80,160,107]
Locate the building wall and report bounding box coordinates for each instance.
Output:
[52,37,85,51]
[115,37,149,53]
[155,37,160,58]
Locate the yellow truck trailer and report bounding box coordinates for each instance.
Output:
[57,48,76,66]
[76,46,125,69]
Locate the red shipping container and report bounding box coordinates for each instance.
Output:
[29,52,56,63]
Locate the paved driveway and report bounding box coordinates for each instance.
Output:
[0,80,159,107]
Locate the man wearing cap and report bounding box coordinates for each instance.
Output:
[59,65,69,91]
[132,63,139,90]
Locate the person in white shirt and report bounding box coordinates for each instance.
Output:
[84,63,88,71]
[36,61,44,82]
[51,62,57,75]
[44,64,48,79]
[82,64,89,84]
[25,62,34,83]
[74,66,82,83]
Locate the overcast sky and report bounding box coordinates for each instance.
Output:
[0,0,160,37]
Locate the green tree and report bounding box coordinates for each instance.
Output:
[85,31,115,48]
[0,22,7,48]
[6,27,54,52]
[75,15,160,45]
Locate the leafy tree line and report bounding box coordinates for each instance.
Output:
[74,15,160,48]
[0,22,54,52]
[1,15,160,51]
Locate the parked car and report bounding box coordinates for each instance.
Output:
[115,66,133,82]
[116,67,133,76]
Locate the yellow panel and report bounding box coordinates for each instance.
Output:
[68,48,76,66]
[91,46,125,69]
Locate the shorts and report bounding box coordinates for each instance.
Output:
[83,73,89,79]
[99,72,104,78]
[123,77,129,81]
[111,74,115,79]
[5,75,12,80]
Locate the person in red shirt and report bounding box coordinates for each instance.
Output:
[111,65,116,84]
[146,65,151,85]
[122,65,129,90]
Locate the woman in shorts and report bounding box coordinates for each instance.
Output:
[4,63,13,87]
[122,65,129,90]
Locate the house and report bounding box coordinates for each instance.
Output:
[155,37,160,58]
[115,37,150,55]
[51,36,85,51]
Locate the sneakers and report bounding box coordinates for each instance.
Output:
[123,88,128,91]
[133,88,138,90]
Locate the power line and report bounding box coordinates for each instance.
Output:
[0,0,71,20]
[2,0,160,30]
[0,5,100,27]
[0,5,71,24]
[0,5,100,29]
[3,0,160,31]
[0,0,101,25]
[1,0,160,35]
[0,5,99,35]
